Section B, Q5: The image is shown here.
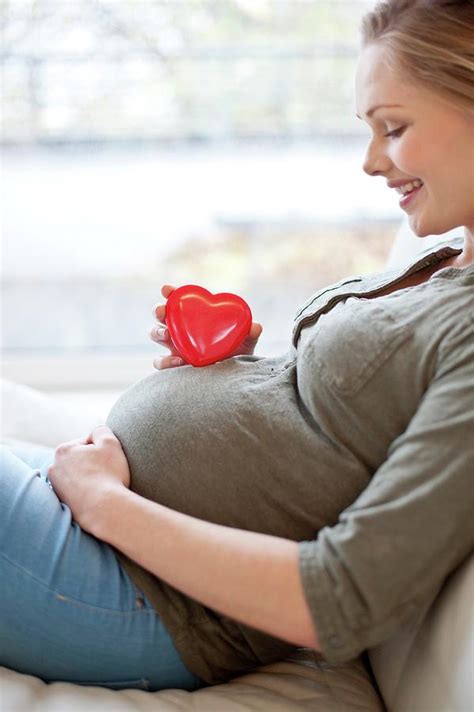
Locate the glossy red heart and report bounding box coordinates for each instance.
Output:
[165,285,253,367]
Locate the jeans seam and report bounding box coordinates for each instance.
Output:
[54,592,156,615]
[0,549,153,616]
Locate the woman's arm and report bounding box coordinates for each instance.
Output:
[91,486,319,650]
[298,313,474,663]
[49,428,318,648]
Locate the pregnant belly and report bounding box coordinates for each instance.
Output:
[106,356,367,540]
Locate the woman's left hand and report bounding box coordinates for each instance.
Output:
[47,425,131,533]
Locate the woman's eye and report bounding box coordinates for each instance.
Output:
[385,126,406,139]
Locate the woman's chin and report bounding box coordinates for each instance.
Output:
[409,215,442,239]
[409,211,464,239]
[408,216,430,238]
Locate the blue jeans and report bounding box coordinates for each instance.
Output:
[0,445,204,692]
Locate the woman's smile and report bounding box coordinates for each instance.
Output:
[399,182,424,210]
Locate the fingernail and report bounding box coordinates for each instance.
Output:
[158,327,167,338]
[171,357,183,366]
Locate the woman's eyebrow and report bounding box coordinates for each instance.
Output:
[356,103,403,119]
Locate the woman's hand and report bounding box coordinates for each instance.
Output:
[47,425,131,534]
[149,283,263,370]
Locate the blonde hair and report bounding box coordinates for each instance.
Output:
[360,0,474,116]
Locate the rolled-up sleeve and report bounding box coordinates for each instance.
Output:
[299,313,474,662]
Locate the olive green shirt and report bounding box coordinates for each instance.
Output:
[106,236,474,684]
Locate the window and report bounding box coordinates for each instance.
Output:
[1,0,400,390]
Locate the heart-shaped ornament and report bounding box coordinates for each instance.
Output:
[165,285,253,367]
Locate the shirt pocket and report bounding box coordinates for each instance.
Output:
[305,300,413,396]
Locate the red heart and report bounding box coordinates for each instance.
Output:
[165,285,253,367]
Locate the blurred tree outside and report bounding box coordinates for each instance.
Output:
[1,0,372,142]
[0,0,400,362]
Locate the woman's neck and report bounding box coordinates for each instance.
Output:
[441,229,473,269]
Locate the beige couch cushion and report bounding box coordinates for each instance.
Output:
[369,553,474,712]
[0,653,384,712]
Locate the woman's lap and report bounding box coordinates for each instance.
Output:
[0,445,203,692]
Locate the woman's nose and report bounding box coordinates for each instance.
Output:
[362,139,392,177]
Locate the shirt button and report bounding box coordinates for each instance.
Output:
[328,635,343,649]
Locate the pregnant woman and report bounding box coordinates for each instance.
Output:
[1,0,473,692]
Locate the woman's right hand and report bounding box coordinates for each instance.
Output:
[149,284,263,370]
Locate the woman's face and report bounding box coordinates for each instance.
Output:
[355,43,474,240]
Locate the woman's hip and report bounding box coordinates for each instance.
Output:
[0,445,203,691]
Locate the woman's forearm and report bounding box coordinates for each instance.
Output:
[92,487,319,649]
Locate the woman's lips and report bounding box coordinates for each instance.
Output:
[399,185,423,209]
